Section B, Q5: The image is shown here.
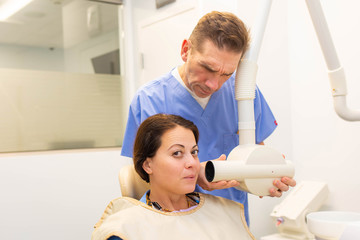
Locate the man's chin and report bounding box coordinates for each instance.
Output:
[195,91,212,98]
[191,85,213,98]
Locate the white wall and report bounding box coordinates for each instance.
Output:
[0,149,132,239]
[288,0,360,211]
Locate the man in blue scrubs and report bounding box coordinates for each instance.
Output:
[121,11,296,225]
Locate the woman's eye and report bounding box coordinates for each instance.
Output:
[173,151,182,157]
[192,149,199,156]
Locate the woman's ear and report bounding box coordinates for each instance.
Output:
[142,157,153,175]
[180,39,191,62]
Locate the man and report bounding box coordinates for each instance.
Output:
[121,11,296,224]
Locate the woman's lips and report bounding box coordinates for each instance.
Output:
[184,175,196,179]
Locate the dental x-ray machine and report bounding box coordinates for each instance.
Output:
[205,0,295,197]
[205,0,360,239]
[205,0,360,198]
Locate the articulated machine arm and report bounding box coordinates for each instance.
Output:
[205,0,360,196]
[306,0,360,121]
[206,0,295,196]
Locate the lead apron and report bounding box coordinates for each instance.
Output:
[92,193,255,240]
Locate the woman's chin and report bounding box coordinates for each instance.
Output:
[184,185,196,194]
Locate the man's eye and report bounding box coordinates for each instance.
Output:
[220,73,232,78]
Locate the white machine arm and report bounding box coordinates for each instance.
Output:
[305,0,360,121]
[235,0,273,145]
[205,0,295,197]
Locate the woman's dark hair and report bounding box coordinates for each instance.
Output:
[133,114,199,183]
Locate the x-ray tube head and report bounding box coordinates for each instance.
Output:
[205,145,295,196]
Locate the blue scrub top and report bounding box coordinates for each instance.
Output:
[121,70,277,225]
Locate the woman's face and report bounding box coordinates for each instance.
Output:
[143,125,200,195]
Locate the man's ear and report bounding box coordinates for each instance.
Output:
[181,39,191,62]
[142,157,153,175]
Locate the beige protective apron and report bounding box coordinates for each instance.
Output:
[92,193,255,240]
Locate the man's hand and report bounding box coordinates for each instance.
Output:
[260,153,297,198]
[197,154,240,191]
[267,154,297,197]
[268,177,296,197]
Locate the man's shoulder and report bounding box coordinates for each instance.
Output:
[138,72,176,93]
[130,71,178,109]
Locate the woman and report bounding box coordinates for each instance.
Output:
[92,114,255,240]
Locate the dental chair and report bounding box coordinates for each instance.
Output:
[118,164,149,200]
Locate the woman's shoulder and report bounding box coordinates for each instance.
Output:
[198,192,244,208]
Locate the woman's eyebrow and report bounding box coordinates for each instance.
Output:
[168,144,185,150]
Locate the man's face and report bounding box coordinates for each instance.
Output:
[181,39,242,98]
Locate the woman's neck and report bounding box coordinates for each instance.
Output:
[149,188,189,212]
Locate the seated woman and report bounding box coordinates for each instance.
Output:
[92,114,255,240]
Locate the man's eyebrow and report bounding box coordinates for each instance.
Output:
[199,61,233,76]
[199,61,217,72]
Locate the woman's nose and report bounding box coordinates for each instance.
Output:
[185,155,196,168]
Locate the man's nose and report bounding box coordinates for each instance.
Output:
[205,77,219,90]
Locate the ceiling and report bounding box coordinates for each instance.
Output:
[0,0,119,49]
